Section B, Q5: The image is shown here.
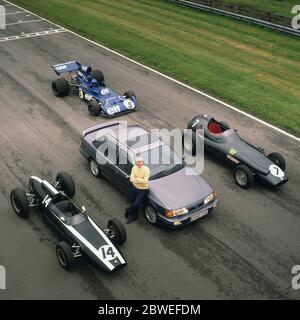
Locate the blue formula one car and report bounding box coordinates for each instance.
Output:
[51,60,137,118]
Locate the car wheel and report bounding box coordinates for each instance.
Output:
[182,130,196,156]
[89,158,102,178]
[107,218,127,245]
[144,205,158,225]
[52,78,69,97]
[268,152,286,171]
[56,241,74,270]
[124,90,136,99]
[56,171,75,198]
[10,188,29,218]
[234,164,254,189]
[88,101,101,116]
[92,69,105,86]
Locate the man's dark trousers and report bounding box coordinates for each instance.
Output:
[127,187,149,219]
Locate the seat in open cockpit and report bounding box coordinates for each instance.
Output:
[55,200,80,218]
[207,119,227,134]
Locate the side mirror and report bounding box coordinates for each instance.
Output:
[81,206,86,213]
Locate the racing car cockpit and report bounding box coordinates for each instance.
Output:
[205,119,237,143]
[207,119,228,134]
[52,200,87,225]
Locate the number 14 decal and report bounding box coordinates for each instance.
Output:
[42,195,52,207]
[100,245,116,260]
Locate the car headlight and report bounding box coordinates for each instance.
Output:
[204,192,215,205]
[165,208,188,218]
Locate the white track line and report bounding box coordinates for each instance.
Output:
[4,0,300,143]
[0,10,25,16]
[5,18,43,26]
[0,28,67,42]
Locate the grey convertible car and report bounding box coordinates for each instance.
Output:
[79,122,218,228]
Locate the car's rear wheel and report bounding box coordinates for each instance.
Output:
[144,205,158,225]
[89,158,102,178]
[56,171,75,198]
[10,188,29,218]
[92,69,105,86]
[268,152,286,171]
[88,101,101,116]
[52,78,69,97]
[234,165,254,189]
[107,219,127,245]
[124,90,136,99]
[56,241,74,270]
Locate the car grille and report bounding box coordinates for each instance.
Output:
[188,201,204,213]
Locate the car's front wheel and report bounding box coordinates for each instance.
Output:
[88,101,101,116]
[268,152,286,171]
[56,241,75,270]
[52,78,69,97]
[124,90,136,99]
[144,205,158,225]
[56,171,75,198]
[10,188,29,218]
[234,164,254,189]
[89,158,102,178]
[107,219,127,245]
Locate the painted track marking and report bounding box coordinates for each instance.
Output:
[0,28,67,42]
[5,18,43,26]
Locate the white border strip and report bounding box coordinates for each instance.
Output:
[4,0,300,143]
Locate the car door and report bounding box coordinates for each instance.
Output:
[114,147,134,196]
[99,138,118,181]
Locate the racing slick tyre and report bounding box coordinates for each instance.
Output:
[92,69,105,86]
[107,219,127,245]
[56,171,75,198]
[144,205,158,225]
[124,90,136,99]
[219,121,230,130]
[234,164,254,189]
[268,152,286,171]
[52,78,69,97]
[88,101,101,116]
[182,130,196,156]
[10,188,29,218]
[89,158,102,178]
[56,241,75,270]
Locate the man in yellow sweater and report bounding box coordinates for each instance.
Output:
[125,156,150,224]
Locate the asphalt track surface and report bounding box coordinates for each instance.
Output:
[0,1,299,300]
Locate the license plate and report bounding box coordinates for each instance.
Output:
[190,210,208,221]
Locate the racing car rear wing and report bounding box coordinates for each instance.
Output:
[52,61,81,75]
[52,60,93,76]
